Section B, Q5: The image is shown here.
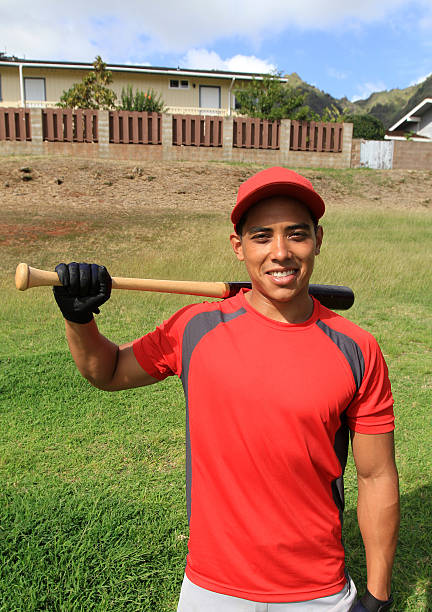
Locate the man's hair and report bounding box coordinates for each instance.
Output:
[235,204,319,237]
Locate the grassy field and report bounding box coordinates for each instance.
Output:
[1,162,431,610]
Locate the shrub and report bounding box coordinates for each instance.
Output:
[119,86,165,113]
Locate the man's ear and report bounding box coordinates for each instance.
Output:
[315,225,323,255]
[230,233,244,261]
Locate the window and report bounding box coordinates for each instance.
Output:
[24,77,46,102]
[169,79,189,89]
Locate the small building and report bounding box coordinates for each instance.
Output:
[0,54,283,116]
[386,98,432,141]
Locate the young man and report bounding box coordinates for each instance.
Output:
[53,167,399,611]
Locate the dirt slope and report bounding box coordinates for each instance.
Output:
[1,157,431,246]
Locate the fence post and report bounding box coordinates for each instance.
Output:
[98,110,110,158]
[222,116,233,161]
[342,122,353,168]
[162,113,174,160]
[280,119,291,163]
[30,108,43,154]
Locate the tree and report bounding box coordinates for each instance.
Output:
[342,113,385,140]
[57,56,117,110]
[234,73,312,121]
[320,104,343,122]
[119,85,165,113]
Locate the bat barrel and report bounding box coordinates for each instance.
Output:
[309,284,354,310]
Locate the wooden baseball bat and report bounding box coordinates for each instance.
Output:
[15,263,355,310]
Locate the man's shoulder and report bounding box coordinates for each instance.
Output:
[316,302,379,349]
[164,297,233,329]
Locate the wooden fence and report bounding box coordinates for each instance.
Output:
[0,109,344,152]
[0,108,31,141]
[42,109,98,142]
[233,117,280,149]
[109,111,161,144]
[0,108,355,168]
[172,115,223,147]
[290,121,343,152]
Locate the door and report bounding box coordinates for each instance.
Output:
[199,86,221,114]
[360,140,394,169]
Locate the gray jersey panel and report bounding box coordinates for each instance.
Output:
[315,320,365,392]
[179,307,247,523]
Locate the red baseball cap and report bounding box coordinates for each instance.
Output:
[231,166,325,229]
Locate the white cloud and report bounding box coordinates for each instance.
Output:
[351,81,387,102]
[419,13,432,31]
[0,0,422,62]
[181,49,276,73]
[409,72,432,86]
[327,67,349,80]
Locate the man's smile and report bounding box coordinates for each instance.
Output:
[266,268,299,284]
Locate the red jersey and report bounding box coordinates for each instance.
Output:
[133,290,394,603]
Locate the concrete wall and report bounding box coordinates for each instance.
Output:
[0,111,354,168]
[392,140,432,170]
[351,137,432,169]
[351,139,362,168]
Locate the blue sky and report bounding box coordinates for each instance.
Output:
[0,0,431,102]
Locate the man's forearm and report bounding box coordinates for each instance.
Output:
[357,469,400,600]
[64,318,119,388]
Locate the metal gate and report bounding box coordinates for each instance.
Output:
[360,140,394,169]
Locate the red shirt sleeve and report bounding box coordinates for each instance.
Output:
[346,334,395,434]
[132,305,194,380]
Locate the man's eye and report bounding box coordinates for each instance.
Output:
[290,232,308,240]
[252,234,270,241]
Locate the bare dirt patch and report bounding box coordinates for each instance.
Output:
[0,221,90,247]
[1,156,431,248]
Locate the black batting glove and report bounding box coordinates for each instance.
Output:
[53,262,112,324]
[352,589,394,611]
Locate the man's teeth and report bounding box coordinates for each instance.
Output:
[270,270,296,277]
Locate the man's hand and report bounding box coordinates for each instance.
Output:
[352,589,394,611]
[53,262,112,324]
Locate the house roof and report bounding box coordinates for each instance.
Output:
[0,56,286,82]
[388,98,432,131]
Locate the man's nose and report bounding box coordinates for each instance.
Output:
[270,235,292,260]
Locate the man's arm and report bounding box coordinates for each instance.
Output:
[54,262,158,391]
[64,318,158,391]
[351,430,400,601]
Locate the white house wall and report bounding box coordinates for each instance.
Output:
[0,66,21,103]
[0,64,238,111]
[418,107,432,138]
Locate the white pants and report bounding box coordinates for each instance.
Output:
[177,574,357,612]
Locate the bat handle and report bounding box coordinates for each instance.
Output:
[15,263,60,291]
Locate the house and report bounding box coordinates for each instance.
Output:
[386,98,432,141]
[0,54,284,116]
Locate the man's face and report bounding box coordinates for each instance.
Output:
[230,196,323,312]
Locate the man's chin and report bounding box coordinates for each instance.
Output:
[254,282,310,303]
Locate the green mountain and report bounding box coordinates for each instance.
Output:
[284,72,432,128]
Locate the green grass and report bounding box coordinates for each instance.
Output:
[1,168,431,610]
